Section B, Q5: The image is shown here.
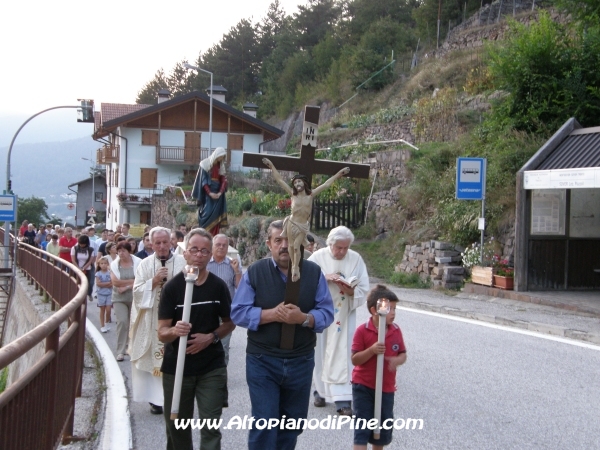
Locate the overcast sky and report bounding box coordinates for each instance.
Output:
[0,0,304,121]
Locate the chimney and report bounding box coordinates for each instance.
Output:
[243,102,259,118]
[206,85,227,104]
[157,89,171,104]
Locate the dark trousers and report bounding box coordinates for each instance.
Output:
[162,367,227,450]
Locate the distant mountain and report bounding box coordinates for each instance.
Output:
[0,136,99,221]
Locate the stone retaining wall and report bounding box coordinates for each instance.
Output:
[396,240,466,289]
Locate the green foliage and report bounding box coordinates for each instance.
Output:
[17,196,50,226]
[227,189,287,218]
[388,271,431,289]
[237,240,247,257]
[257,242,269,259]
[0,367,7,394]
[346,105,414,128]
[552,0,600,27]
[349,17,415,90]
[486,11,600,134]
[353,238,406,281]
[246,217,262,240]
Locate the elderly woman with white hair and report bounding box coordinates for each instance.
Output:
[308,225,370,416]
[191,146,228,235]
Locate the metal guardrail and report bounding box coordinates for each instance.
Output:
[0,228,88,449]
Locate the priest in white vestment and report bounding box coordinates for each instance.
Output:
[308,226,369,415]
[130,227,186,414]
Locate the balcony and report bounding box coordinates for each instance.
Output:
[96,144,120,164]
[156,146,211,165]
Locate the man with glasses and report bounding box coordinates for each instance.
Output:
[131,227,186,415]
[207,233,242,365]
[158,227,234,450]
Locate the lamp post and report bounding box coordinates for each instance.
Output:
[183,63,213,154]
[82,157,98,225]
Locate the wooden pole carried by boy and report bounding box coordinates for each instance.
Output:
[373,298,390,439]
[170,264,199,420]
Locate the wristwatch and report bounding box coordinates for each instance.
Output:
[301,313,311,327]
[212,332,220,344]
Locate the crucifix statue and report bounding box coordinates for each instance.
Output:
[242,105,370,348]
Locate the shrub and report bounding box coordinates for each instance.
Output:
[247,217,262,240]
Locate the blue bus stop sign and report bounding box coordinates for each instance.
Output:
[0,195,17,221]
[456,158,486,200]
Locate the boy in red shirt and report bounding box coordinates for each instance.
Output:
[351,285,407,450]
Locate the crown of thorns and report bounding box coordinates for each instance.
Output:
[291,174,311,189]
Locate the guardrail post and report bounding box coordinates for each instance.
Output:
[44,327,59,450]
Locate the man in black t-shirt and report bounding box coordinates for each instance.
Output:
[158,227,235,450]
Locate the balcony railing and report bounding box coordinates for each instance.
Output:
[156,146,210,165]
[96,144,120,164]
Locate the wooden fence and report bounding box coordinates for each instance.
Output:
[311,196,366,231]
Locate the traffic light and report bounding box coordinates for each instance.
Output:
[77,99,95,123]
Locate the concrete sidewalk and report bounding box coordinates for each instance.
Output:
[385,282,600,345]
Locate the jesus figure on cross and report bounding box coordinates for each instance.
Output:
[262,157,350,282]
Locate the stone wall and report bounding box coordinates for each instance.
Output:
[438,4,564,58]
[396,240,466,289]
[3,272,53,387]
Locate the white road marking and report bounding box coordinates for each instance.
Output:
[398,306,600,351]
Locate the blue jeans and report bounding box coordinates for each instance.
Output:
[246,351,315,450]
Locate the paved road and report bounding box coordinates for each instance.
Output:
[87,286,600,449]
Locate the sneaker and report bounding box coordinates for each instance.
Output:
[116,354,124,361]
[101,326,108,333]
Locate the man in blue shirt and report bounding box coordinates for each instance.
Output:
[231,220,334,450]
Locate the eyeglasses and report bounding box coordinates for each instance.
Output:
[187,247,211,256]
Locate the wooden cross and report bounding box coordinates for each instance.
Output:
[242,105,370,349]
[242,105,371,182]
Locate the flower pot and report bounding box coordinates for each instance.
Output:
[471,266,494,286]
[493,275,514,290]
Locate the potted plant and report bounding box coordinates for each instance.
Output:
[116,192,128,202]
[128,194,140,202]
[461,241,495,286]
[493,259,514,290]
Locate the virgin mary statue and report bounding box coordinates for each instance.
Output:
[191,146,228,235]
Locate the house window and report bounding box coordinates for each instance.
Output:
[95,192,104,202]
[228,134,244,150]
[142,130,159,146]
[140,168,158,189]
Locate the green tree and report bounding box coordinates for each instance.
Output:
[487,12,600,134]
[201,18,261,102]
[293,0,341,50]
[551,0,600,27]
[344,0,419,44]
[17,196,50,226]
[349,17,414,89]
[412,0,487,45]
[136,69,169,105]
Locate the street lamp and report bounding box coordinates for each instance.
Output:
[82,157,99,223]
[183,63,213,154]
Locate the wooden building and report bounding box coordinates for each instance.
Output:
[91,89,283,229]
[515,118,600,291]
